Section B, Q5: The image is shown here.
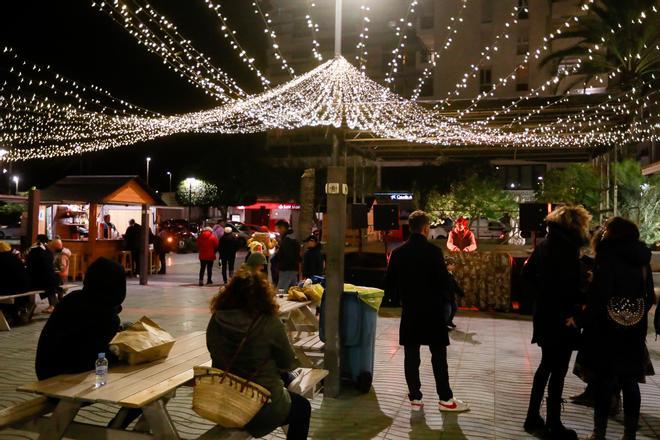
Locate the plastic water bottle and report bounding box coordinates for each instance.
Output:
[95,353,108,388]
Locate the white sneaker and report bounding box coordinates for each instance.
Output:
[439,398,470,412]
[410,399,424,411]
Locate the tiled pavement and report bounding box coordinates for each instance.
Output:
[1,254,659,439]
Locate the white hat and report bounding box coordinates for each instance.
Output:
[224,227,233,234]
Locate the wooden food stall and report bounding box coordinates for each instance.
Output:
[36,176,162,279]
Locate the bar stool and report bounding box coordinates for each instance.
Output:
[68,253,84,281]
[150,249,161,274]
[118,251,133,276]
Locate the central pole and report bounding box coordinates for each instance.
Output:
[335,0,342,56]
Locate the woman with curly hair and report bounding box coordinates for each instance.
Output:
[206,269,310,439]
[523,206,591,440]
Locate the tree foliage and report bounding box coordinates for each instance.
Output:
[541,0,660,97]
[426,174,517,220]
[175,179,219,208]
[536,163,601,213]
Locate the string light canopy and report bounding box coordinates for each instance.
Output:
[2,53,658,162]
[1,1,658,162]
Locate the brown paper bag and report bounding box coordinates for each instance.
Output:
[109,316,175,365]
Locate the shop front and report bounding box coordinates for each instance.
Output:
[229,200,300,231]
[37,176,162,274]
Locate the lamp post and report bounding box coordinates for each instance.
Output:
[12,175,19,195]
[146,157,151,185]
[166,171,172,192]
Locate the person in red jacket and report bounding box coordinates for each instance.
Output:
[447,217,477,253]
[197,227,219,286]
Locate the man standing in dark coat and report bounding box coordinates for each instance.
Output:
[385,210,469,413]
[124,219,142,276]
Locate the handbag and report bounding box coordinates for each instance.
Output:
[606,267,647,327]
[192,316,271,428]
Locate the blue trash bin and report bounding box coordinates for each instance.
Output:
[320,285,384,393]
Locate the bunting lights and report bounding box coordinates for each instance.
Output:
[252,0,296,77]
[355,2,371,73]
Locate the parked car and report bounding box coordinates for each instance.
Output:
[159,219,199,253]
[227,222,278,248]
[469,217,510,241]
[0,223,21,239]
[429,218,452,240]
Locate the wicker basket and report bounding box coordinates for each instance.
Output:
[192,366,271,428]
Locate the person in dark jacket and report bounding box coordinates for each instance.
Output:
[522,206,591,440]
[273,220,300,291]
[385,210,469,413]
[0,241,31,324]
[26,234,61,314]
[444,257,464,330]
[582,218,656,440]
[219,226,240,284]
[124,219,142,276]
[302,235,324,279]
[35,257,126,380]
[206,269,310,439]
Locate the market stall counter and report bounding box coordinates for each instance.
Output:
[33,176,163,281]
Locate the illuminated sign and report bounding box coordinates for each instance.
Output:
[375,192,413,201]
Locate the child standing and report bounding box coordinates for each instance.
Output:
[444,257,464,330]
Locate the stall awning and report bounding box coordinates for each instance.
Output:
[39,175,164,205]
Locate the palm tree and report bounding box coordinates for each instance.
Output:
[540,0,660,97]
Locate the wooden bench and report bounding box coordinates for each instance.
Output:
[0,396,56,430]
[292,333,325,368]
[0,284,80,331]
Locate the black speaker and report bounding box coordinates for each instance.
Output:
[348,204,369,229]
[373,204,399,231]
[519,203,550,236]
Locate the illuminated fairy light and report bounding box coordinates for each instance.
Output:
[305,1,323,62]
[355,2,371,73]
[204,0,271,90]
[411,0,468,101]
[252,0,295,77]
[384,0,418,86]
[464,2,660,125]
[3,56,658,162]
[94,0,244,101]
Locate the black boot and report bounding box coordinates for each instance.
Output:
[523,414,545,435]
[545,424,578,440]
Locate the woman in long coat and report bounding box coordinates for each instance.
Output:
[523,206,591,440]
[582,218,655,440]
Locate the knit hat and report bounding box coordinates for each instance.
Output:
[224,226,233,234]
[245,252,267,268]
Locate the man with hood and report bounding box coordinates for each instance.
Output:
[302,235,324,279]
[219,226,240,284]
[35,257,126,380]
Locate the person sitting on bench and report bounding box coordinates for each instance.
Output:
[26,235,61,314]
[207,269,311,440]
[0,240,32,325]
[35,257,126,380]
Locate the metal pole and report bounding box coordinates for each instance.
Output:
[188,183,192,221]
[146,158,151,185]
[335,0,342,56]
[613,146,618,217]
[324,127,346,398]
[140,204,149,285]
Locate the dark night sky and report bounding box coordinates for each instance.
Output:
[0,0,272,192]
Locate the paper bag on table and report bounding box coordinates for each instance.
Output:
[109,316,175,365]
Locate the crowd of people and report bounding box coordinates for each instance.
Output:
[1,206,656,440]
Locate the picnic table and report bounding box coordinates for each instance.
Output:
[276,298,324,368]
[0,283,81,331]
[17,331,209,439]
[8,304,326,440]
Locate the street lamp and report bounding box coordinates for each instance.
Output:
[166,171,172,192]
[12,175,19,194]
[146,157,152,185]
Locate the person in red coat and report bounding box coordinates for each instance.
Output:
[447,217,477,253]
[197,227,219,286]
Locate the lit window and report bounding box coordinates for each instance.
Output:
[482,0,493,23]
[479,68,493,93]
[518,0,529,20]
[516,65,529,91]
[516,32,529,55]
